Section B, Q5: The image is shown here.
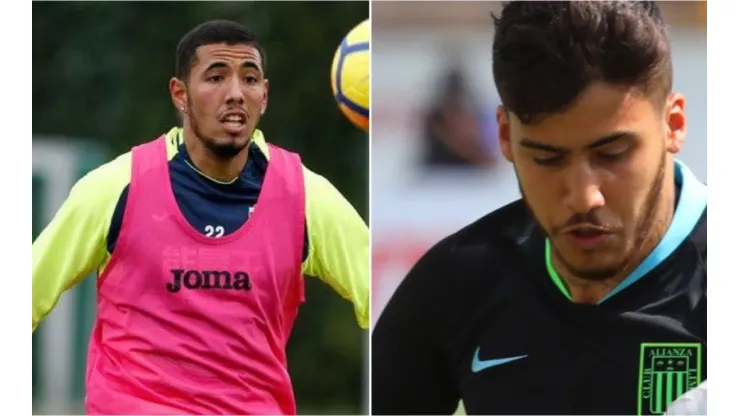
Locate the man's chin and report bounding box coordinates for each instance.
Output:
[565,264,625,282]
[552,243,630,282]
[204,139,249,160]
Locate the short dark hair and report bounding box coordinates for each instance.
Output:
[492,1,673,125]
[175,20,267,81]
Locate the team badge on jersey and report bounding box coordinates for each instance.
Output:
[637,343,703,415]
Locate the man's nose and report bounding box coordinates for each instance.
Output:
[564,162,606,214]
[226,76,245,105]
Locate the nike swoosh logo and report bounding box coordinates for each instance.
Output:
[471,347,528,373]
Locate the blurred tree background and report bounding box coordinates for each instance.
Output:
[32,2,368,415]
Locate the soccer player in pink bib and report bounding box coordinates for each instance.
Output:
[32,20,369,415]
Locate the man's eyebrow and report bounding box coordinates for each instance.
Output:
[204,61,228,72]
[203,61,262,74]
[519,132,635,153]
[241,61,261,73]
[519,138,566,153]
[586,132,635,149]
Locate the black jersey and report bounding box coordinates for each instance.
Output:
[372,160,707,415]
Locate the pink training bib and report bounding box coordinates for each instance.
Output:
[85,135,306,415]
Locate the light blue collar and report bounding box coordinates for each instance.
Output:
[598,159,707,303]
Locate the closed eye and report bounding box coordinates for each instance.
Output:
[534,154,565,166]
[597,149,629,162]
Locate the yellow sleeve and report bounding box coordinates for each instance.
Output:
[32,152,131,331]
[301,167,370,329]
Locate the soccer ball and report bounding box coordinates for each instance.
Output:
[330,19,370,132]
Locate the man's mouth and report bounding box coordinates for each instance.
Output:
[562,226,615,249]
[569,228,607,237]
[220,113,246,133]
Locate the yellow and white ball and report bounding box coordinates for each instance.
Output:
[330,19,370,132]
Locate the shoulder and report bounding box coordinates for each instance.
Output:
[688,208,706,255]
[377,199,540,349]
[425,198,538,277]
[254,131,353,206]
[300,162,365,236]
[55,149,133,254]
[672,206,706,282]
[301,164,337,196]
[394,198,539,312]
[76,128,181,234]
[71,150,132,206]
[682,208,706,293]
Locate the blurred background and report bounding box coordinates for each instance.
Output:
[32,2,368,415]
[371,1,707,326]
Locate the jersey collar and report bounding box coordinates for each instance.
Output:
[164,127,272,161]
[545,159,707,304]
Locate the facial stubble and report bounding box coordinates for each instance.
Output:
[186,94,253,160]
[518,154,667,282]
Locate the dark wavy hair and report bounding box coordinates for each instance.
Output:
[492,1,673,124]
[176,20,267,81]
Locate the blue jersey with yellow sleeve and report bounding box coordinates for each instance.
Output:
[32,127,369,331]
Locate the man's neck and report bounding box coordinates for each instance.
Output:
[182,129,249,183]
[556,173,677,304]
